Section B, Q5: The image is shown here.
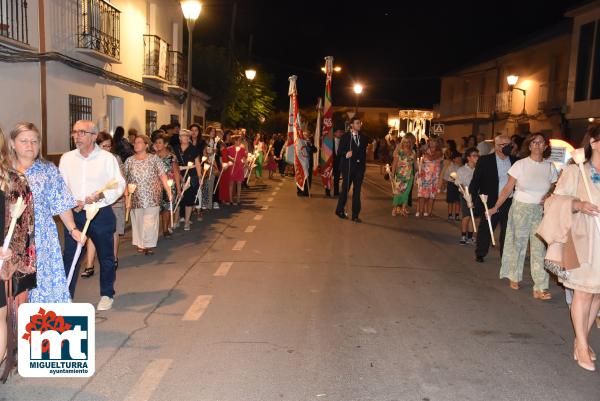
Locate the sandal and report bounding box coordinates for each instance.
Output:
[80,266,95,278]
[137,247,145,253]
[533,290,552,300]
[144,248,154,255]
[509,281,519,290]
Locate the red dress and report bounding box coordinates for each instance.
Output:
[219,147,231,203]
[228,145,247,183]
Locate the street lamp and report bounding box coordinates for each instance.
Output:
[506,74,527,116]
[245,69,257,80]
[353,83,363,114]
[181,1,202,127]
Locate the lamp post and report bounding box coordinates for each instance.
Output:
[506,74,527,116]
[181,1,202,127]
[353,83,363,114]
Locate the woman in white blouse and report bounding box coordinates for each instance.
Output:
[488,133,558,300]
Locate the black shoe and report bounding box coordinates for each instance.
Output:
[335,211,347,219]
[352,217,362,223]
[81,266,94,278]
[475,256,484,263]
[325,189,331,197]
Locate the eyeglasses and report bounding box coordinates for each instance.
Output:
[496,142,511,147]
[71,130,94,137]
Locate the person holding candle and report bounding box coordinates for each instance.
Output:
[455,147,480,244]
[219,131,233,205]
[125,134,172,253]
[469,134,517,263]
[536,123,600,371]
[59,120,125,311]
[228,135,248,206]
[81,132,127,278]
[391,137,416,217]
[415,139,444,217]
[153,133,181,238]
[0,127,36,382]
[174,129,202,230]
[7,122,80,305]
[488,133,557,299]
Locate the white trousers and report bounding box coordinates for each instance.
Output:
[131,206,159,248]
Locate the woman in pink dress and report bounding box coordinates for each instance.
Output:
[228,136,247,205]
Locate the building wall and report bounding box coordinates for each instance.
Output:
[0,0,206,156]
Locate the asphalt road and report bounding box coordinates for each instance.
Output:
[3,164,599,401]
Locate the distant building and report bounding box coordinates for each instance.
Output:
[434,21,572,144]
[333,106,413,137]
[0,0,209,160]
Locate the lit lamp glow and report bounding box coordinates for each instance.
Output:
[245,69,257,80]
[506,74,519,88]
[180,1,202,127]
[180,0,202,20]
[353,83,363,114]
[506,74,526,115]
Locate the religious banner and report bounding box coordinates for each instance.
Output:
[287,76,309,191]
[319,56,334,189]
[313,98,322,174]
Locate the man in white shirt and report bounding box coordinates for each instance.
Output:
[60,120,125,311]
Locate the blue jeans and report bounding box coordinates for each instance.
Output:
[63,206,116,299]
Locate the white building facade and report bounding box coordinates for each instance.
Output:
[0,0,208,159]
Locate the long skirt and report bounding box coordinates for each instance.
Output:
[498,200,548,291]
[219,169,231,203]
[255,151,264,178]
[200,171,215,209]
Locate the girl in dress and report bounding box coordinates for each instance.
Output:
[266,139,277,179]
[228,136,247,205]
[253,133,266,182]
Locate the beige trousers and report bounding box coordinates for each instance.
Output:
[131,206,160,248]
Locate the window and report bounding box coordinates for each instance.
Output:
[145,110,157,135]
[0,0,29,44]
[77,0,121,60]
[69,95,92,149]
[574,20,600,101]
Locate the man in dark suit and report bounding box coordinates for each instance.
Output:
[335,117,368,222]
[469,134,517,263]
[332,129,343,196]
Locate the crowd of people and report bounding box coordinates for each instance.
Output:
[0,119,284,381]
[386,124,600,372]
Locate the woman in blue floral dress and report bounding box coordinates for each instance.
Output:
[9,123,80,303]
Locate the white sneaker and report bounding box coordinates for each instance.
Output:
[424,212,429,217]
[415,212,420,217]
[179,217,185,223]
[97,296,113,311]
[213,202,220,209]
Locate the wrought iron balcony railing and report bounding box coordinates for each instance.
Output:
[77,0,120,61]
[0,0,29,44]
[143,34,169,81]
[495,91,513,114]
[438,95,495,118]
[168,50,187,89]
[538,81,568,111]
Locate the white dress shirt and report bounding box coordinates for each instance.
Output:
[59,144,126,208]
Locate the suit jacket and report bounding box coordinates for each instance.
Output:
[338,131,368,173]
[469,153,517,209]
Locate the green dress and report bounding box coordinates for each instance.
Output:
[392,150,415,206]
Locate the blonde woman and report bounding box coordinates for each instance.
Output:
[125,134,171,255]
[0,126,35,382]
[10,122,82,303]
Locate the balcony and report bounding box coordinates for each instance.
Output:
[0,0,29,45]
[538,81,568,112]
[437,95,495,121]
[168,50,187,91]
[143,34,169,83]
[77,0,121,62]
[495,91,512,114]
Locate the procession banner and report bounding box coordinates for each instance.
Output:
[313,98,322,175]
[288,76,309,191]
[319,56,334,189]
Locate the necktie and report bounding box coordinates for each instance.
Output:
[353,134,359,146]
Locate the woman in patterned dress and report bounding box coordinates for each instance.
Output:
[153,133,181,238]
[0,126,36,382]
[200,127,219,210]
[9,122,82,303]
[125,134,172,255]
[416,139,444,217]
[391,137,416,217]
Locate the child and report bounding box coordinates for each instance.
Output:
[455,147,480,245]
[266,145,277,179]
[443,150,463,221]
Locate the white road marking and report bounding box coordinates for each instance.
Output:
[214,262,233,277]
[124,359,173,401]
[261,206,269,210]
[245,225,256,233]
[275,187,280,191]
[267,197,274,202]
[182,295,213,321]
[360,327,378,334]
[271,192,277,195]
[233,240,246,251]
[254,214,263,221]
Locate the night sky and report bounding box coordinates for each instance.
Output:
[191,0,584,110]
